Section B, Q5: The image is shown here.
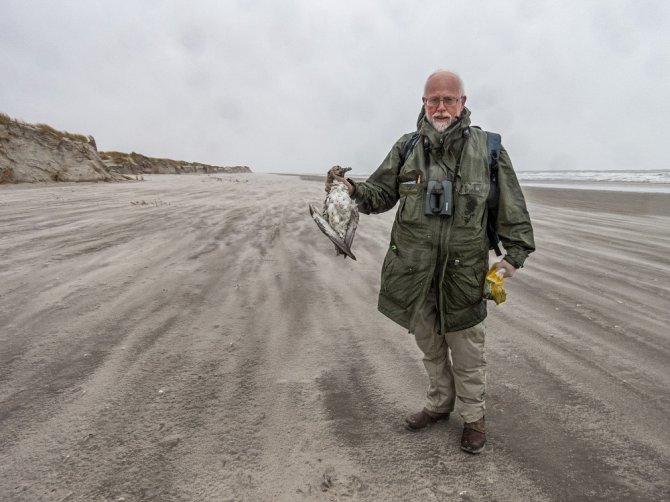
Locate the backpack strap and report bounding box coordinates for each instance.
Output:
[485,131,503,256]
[400,131,422,164]
[486,132,501,185]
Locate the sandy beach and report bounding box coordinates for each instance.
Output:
[1,173,669,501]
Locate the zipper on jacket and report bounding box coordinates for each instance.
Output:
[435,144,465,336]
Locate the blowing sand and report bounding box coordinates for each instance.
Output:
[1,173,669,501]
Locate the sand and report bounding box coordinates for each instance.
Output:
[1,173,669,501]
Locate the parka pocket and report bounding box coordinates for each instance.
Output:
[444,254,488,310]
[398,183,422,224]
[380,247,425,310]
[454,182,488,228]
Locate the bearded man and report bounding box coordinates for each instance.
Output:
[332,70,535,453]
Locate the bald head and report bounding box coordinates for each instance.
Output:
[424,71,465,97]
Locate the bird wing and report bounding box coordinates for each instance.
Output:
[344,209,358,251]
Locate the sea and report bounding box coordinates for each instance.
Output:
[516,170,670,193]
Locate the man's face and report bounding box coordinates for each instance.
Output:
[423,74,466,133]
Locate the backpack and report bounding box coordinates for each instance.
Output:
[400,129,503,256]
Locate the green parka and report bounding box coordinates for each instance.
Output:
[351,107,535,335]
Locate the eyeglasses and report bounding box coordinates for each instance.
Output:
[425,96,462,107]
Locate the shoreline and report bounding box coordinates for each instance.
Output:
[280,172,670,193]
[4,172,666,217]
[522,185,669,216]
[278,173,670,217]
[521,181,670,193]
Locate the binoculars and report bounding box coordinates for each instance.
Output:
[424,180,453,216]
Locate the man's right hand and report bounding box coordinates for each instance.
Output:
[325,175,354,196]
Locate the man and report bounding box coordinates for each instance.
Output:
[331,70,535,454]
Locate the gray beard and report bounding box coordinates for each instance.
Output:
[427,115,452,133]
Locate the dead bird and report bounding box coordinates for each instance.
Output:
[308,165,359,260]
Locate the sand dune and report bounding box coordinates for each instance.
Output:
[0,174,669,501]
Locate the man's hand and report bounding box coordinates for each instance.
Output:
[495,259,517,278]
[325,174,354,196]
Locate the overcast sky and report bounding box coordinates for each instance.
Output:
[2,0,668,174]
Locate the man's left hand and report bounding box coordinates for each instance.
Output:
[495,259,517,278]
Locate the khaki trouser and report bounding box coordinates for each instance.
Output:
[412,294,486,424]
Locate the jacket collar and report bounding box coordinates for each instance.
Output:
[417,107,472,149]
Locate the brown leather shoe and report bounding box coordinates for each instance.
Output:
[460,416,486,454]
[405,408,450,430]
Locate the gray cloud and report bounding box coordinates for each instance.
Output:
[1,0,668,173]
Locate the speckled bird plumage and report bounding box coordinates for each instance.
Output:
[308,165,359,260]
[323,167,356,239]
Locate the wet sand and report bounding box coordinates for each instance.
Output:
[1,174,669,501]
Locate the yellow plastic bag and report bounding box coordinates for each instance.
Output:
[483,264,507,305]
